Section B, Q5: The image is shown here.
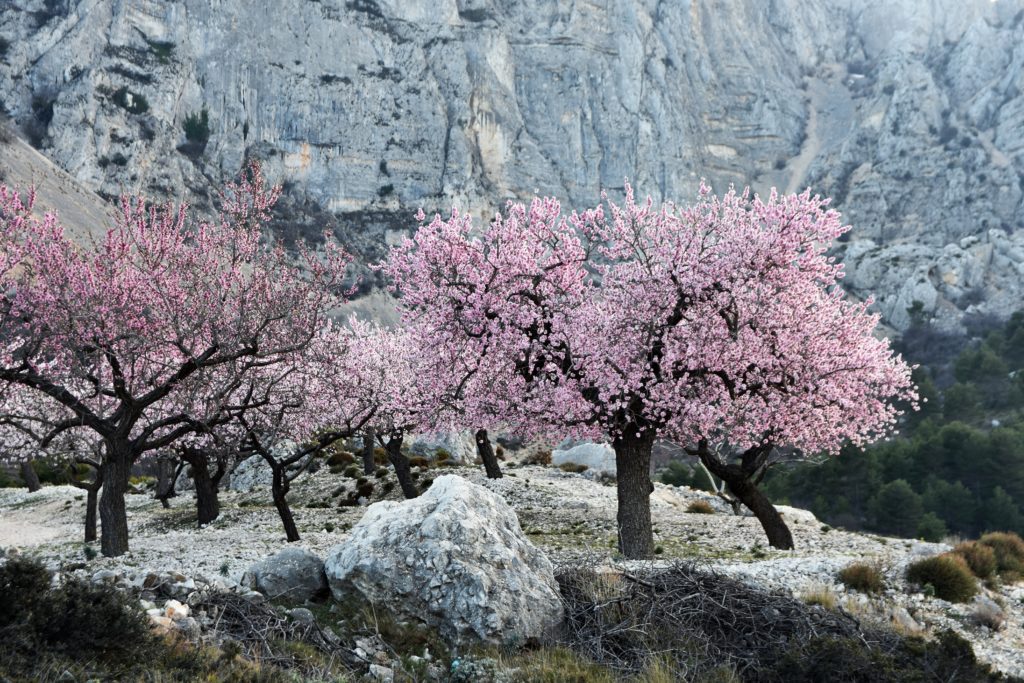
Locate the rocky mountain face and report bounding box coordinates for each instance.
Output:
[2,0,1023,331]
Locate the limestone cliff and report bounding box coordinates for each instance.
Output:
[2,0,1023,330]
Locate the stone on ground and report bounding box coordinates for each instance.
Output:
[324,474,563,645]
[247,547,327,602]
[552,442,616,475]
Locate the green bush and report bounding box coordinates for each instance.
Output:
[342,465,360,478]
[559,463,588,474]
[838,562,885,594]
[0,557,154,673]
[917,512,947,542]
[953,541,998,579]
[978,531,1024,578]
[0,467,20,488]
[660,460,691,487]
[183,108,210,144]
[906,554,977,602]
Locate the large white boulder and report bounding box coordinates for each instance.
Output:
[247,547,328,602]
[324,475,563,645]
[552,442,616,475]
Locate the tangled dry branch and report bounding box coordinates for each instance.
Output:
[556,561,903,679]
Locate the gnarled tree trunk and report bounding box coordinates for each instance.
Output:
[99,443,131,557]
[21,460,41,492]
[270,465,300,542]
[612,431,656,559]
[698,445,794,550]
[155,455,179,509]
[384,435,418,499]
[475,428,502,479]
[361,427,377,475]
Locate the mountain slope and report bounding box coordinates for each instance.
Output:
[1,0,1023,330]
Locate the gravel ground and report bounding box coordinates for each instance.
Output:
[1,461,1022,676]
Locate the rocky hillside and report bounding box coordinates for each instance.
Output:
[2,458,1022,679]
[2,0,1023,330]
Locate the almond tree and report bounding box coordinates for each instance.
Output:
[0,165,349,556]
[385,187,916,557]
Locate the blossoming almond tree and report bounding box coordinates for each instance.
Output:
[385,186,916,557]
[0,164,349,556]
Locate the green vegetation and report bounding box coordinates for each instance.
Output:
[145,38,175,64]
[953,541,998,579]
[979,531,1024,579]
[906,554,978,602]
[838,562,885,594]
[764,311,1024,540]
[182,108,210,145]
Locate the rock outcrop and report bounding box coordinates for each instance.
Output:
[1,0,1022,332]
[324,474,562,645]
[552,442,617,476]
[246,547,328,602]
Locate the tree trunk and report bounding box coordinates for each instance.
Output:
[99,446,131,557]
[193,464,220,525]
[361,427,377,475]
[270,465,300,542]
[475,429,503,479]
[612,431,655,559]
[385,436,418,499]
[21,461,41,492]
[84,486,98,543]
[155,456,178,509]
[698,448,795,550]
[724,476,794,550]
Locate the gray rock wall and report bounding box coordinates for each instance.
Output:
[2,0,1023,331]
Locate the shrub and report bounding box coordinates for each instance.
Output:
[906,554,977,602]
[559,463,588,474]
[916,512,947,542]
[183,108,210,144]
[978,531,1024,577]
[356,482,374,498]
[686,500,715,515]
[660,460,691,487]
[524,449,552,466]
[838,562,884,594]
[326,451,355,467]
[0,557,155,674]
[342,465,360,478]
[0,467,21,488]
[953,541,997,579]
[801,585,836,610]
[373,447,388,465]
[373,468,388,478]
[409,455,429,468]
[970,601,1005,631]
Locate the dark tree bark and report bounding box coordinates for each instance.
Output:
[361,427,377,475]
[475,428,503,479]
[84,487,98,542]
[725,475,794,549]
[612,431,656,559]
[155,455,180,509]
[384,435,418,499]
[21,460,41,492]
[270,465,300,542]
[99,443,131,557]
[180,448,226,526]
[67,457,102,543]
[698,443,794,550]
